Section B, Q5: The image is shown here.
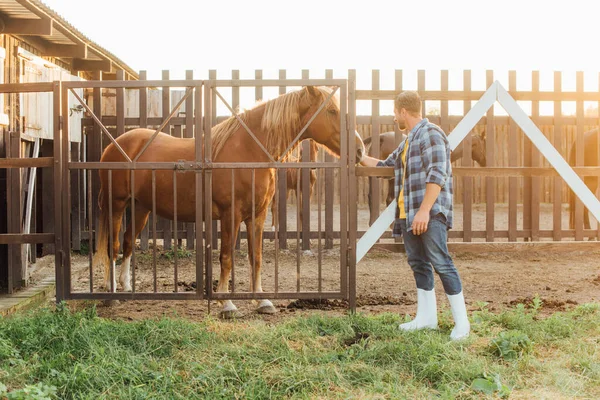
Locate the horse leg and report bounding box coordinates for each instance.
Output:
[120,201,150,292]
[246,211,276,314]
[104,199,127,292]
[218,211,241,318]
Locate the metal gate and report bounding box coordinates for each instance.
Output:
[53,77,358,309]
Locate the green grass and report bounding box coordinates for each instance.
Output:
[0,300,598,399]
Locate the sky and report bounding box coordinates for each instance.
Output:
[40,0,600,115]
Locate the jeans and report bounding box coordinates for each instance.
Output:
[399,214,462,295]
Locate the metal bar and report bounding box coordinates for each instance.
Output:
[231,169,235,293]
[173,170,178,292]
[301,141,311,251]
[69,161,340,170]
[69,88,132,162]
[317,166,322,293]
[87,169,93,292]
[274,165,280,295]
[296,167,301,292]
[108,170,114,292]
[133,87,194,162]
[195,84,204,300]
[251,169,256,293]
[214,89,275,162]
[152,170,157,292]
[204,80,213,300]
[131,169,136,294]
[67,291,345,301]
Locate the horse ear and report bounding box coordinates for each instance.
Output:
[305,86,319,98]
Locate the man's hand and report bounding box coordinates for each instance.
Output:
[360,155,381,167]
[411,209,429,235]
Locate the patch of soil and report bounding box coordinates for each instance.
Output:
[54,205,600,322]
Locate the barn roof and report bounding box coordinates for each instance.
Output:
[0,0,138,79]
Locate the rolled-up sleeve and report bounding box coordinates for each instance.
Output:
[421,130,449,188]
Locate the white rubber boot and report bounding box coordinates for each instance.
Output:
[447,291,470,340]
[399,288,438,331]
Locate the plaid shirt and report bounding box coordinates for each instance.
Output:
[377,118,453,236]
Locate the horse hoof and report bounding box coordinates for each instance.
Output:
[219,309,239,319]
[257,305,277,315]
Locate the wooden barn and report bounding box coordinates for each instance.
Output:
[0,0,137,293]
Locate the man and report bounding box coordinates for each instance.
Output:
[360,91,470,340]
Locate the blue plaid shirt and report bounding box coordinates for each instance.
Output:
[377,118,453,236]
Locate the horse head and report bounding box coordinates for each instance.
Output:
[300,86,365,164]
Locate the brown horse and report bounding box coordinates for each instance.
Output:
[568,129,599,230]
[270,140,319,231]
[364,130,487,206]
[92,86,365,317]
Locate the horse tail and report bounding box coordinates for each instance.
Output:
[92,187,111,279]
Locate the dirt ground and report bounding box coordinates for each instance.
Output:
[55,206,599,322]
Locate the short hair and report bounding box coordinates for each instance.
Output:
[394,91,421,117]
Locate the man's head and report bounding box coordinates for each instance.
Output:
[394,91,422,131]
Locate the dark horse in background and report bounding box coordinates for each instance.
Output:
[568,129,600,231]
[363,130,487,212]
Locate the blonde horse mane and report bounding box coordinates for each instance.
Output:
[211,86,337,160]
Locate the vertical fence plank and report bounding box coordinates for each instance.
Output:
[597,72,600,240]
[185,70,195,250]
[91,71,102,253]
[369,70,381,225]
[278,69,288,250]
[325,69,334,249]
[553,72,563,241]
[462,71,473,241]
[575,71,585,241]
[232,69,242,250]
[139,71,149,250]
[394,69,403,243]
[485,70,495,242]
[70,142,81,251]
[508,71,518,242]
[301,140,311,250]
[209,70,218,251]
[161,70,172,250]
[116,70,126,254]
[531,71,540,241]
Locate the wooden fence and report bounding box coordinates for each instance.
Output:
[70,69,600,248]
